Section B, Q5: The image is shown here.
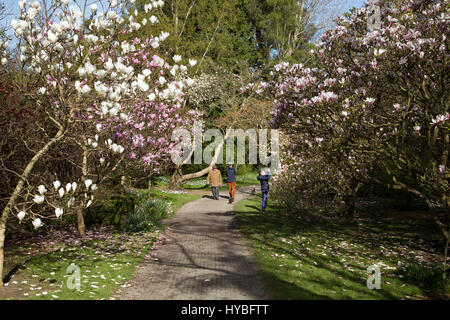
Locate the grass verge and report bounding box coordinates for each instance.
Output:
[1,188,201,300]
[234,195,448,300]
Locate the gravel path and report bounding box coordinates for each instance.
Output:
[118,186,269,300]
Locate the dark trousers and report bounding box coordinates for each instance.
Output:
[212,186,219,199]
[261,191,269,209]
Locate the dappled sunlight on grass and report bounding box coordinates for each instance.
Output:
[234,196,446,300]
[2,189,201,300]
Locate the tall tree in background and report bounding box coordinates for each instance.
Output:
[134,0,258,72]
[133,0,345,70]
[246,0,348,63]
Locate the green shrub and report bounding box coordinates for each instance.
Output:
[396,264,450,291]
[125,198,174,232]
[86,194,138,227]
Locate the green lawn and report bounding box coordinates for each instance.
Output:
[7,231,160,300]
[2,188,201,300]
[234,196,448,300]
[134,188,202,213]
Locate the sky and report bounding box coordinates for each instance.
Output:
[341,0,367,12]
[1,0,368,46]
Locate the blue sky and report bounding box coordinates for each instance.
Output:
[1,0,368,45]
[2,0,368,24]
[342,0,367,12]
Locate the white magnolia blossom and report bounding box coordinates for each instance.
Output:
[150,38,159,48]
[80,84,91,94]
[149,15,158,24]
[89,4,98,13]
[110,143,124,153]
[84,61,97,75]
[18,0,26,10]
[32,218,42,229]
[144,3,153,13]
[97,69,107,79]
[68,197,75,208]
[142,69,151,77]
[55,208,64,218]
[17,211,26,221]
[30,1,41,9]
[173,55,182,63]
[159,32,170,41]
[38,185,47,194]
[33,194,45,204]
[84,179,93,188]
[47,30,58,43]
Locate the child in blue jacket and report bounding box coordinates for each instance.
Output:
[257,168,271,213]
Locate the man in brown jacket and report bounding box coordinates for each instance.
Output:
[206,165,222,200]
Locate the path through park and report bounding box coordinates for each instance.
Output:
[118,186,269,300]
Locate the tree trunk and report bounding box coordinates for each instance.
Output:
[344,194,356,218]
[76,205,86,237]
[76,143,88,237]
[0,213,7,286]
[170,129,231,187]
[170,165,183,189]
[0,128,65,286]
[120,175,127,194]
[344,184,362,220]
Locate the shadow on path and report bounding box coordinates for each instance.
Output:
[118,185,269,300]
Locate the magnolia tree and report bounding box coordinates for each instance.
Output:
[243,61,376,217]
[311,0,449,222]
[247,0,449,274]
[0,0,199,285]
[271,132,373,217]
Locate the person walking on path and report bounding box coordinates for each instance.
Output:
[226,163,237,204]
[206,165,222,200]
[257,168,271,213]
